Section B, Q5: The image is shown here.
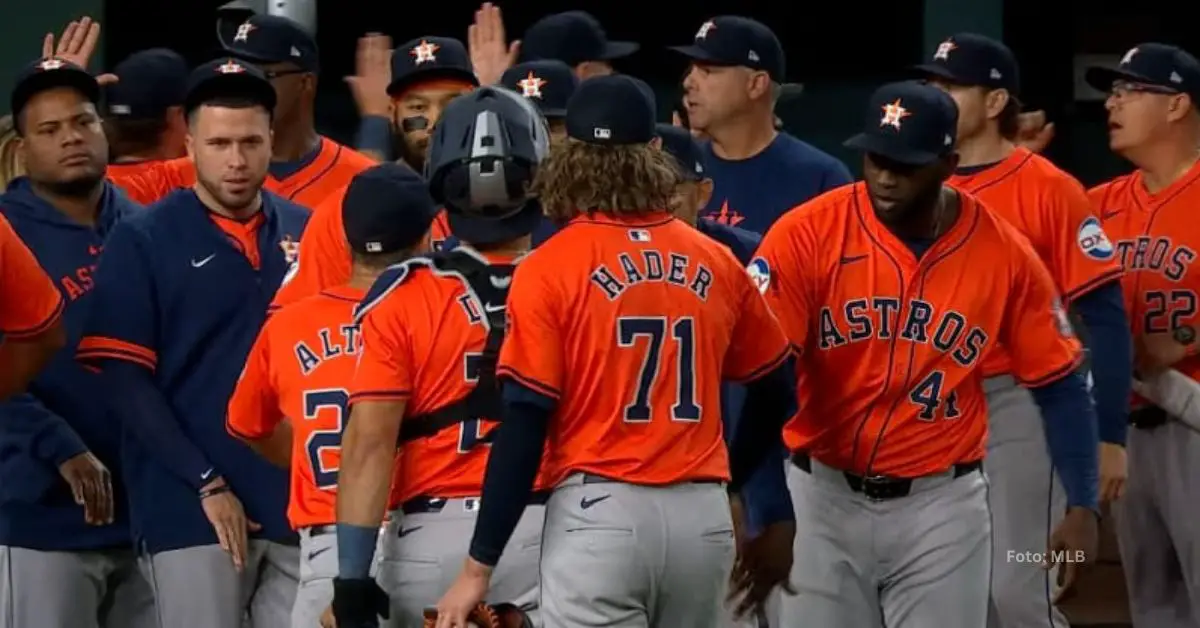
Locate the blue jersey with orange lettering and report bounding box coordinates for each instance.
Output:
[76,189,308,552]
[0,179,141,551]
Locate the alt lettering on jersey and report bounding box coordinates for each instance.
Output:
[818,298,989,367]
[295,325,362,375]
[590,250,713,302]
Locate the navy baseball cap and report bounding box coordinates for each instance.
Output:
[566,75,656,146]
[519,11,638,66]
[914,33,1020,95]
[10,57,100,122]
[105,48,188,119]
[388,37,478,97]
[670,16,785,82]
[184,58,277,116]
[1086,43,1200,102]
[221,14,319,73]
[501,60,577,118]
[844,81,958,166]
[655,123,706,181]
[342,162,438,255]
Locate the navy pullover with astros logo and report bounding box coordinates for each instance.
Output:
[701,132,851,234]
[0,179,141,551]
[77,188,308,553]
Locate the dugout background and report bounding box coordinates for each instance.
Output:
[0,1,1194,186]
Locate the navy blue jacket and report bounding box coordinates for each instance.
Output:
[0,179,141,550]
[78,189,308,553]
[701,133,852,235]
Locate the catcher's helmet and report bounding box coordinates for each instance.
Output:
[425,86,550,246]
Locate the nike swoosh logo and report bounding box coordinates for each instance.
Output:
[580,495,610,509]
[200,468,214,480]
[839,254,867,264]
[191,254,216,268]
[307,546,330,561]
[483,303,506,313]
[397,526,423,538]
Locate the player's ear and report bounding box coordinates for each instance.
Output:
[1166,93,1193,123]
[697,178,714,209]
[184,132,195,161]
[649,136,663,150]
[985,88,1010,120]
[747,71,771,101]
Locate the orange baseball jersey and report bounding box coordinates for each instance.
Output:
[754,183,1083,477]
[949,147,1123,377]
[496,213,791,486]
[226,285,399,528]
[0,212,64,339]
[107,137,374,209]
[1091,160,1200,382]
[270,193,450,310]
[350,250,539,502]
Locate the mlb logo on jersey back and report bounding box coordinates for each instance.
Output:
[747,258,770,294]
[1076,216,1114,260]
[628,229,651,242]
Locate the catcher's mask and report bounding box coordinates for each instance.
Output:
[425,85,550,246]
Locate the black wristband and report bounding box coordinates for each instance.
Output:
[199,484,231,500]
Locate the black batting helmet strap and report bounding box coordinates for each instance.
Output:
[397,250,514,443]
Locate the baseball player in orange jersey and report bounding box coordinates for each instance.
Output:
[916,34,1132,627]
[108,15,374,210]
[227,162,436,628]
[753,81,1101,628]
[1085,43,1200,628]
[433,76,796,628]
[0,211,65,400]
[334,86,551,628]
[271,35,478,311]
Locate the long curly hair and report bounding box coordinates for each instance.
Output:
[0,115,25,189]
[531,138,679,223]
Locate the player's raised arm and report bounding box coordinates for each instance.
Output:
[1001,235,1100,589]
[226,323,290,467]
[76,222,217,490]
[0,213,64,400]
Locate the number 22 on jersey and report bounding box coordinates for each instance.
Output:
[617,315,701,423]
[303,388,349,490]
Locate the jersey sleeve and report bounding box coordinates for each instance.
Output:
[750,214,816,354]
[75,222,159,371]
[271,190,351,310]
[724,266,792,382]
[1001,241,1085,387]
[226,321,283,440]
[1040,178,1123,302]
[496,262,564,400]
[0,215,64,339]
[349,297,415,405]
[106,160,186,206]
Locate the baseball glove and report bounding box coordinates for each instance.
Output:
[422,603,500,627]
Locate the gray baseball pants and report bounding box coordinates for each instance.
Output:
[984,375,1069,628]
[1115,418,1200,628]
[0,546,155,628]
[774,453,992,627]
[141,540,299,628]
[376,498,543,628]
[538,473,735,628]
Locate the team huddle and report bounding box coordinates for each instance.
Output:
[0,5,1198,628]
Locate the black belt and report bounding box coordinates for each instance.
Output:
[576,472,724,486]
[1129,405,1170,430]
[305,524,337,537]
[400,491,550,515]
[790,452,982,500]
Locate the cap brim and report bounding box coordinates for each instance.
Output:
[1084,66,1155,93]
[843,133,940,166]
[911,63,974,85]
[599,41,639,61]
[668,44,732,66]
[447,201,544,246]
[387,68,480,97]
[12,68,100,117]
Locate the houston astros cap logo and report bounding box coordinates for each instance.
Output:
[517,72,547,99]
[233,21,256,43]
[411,40,440,65]
[217,60,247,74]
[880,99,911,130]
[933,39,956,60]
[38,59,65,71]
[1121,47,1138,66]
[696,20,716,40]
